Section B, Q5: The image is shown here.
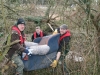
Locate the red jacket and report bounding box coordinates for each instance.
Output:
[12,26,25,44]
[33,31,43,39]
[59,30,71,42]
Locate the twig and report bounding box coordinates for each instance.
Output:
[0,40,20,62]
[47,23,54,31]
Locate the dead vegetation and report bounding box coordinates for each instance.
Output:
[0,0,100,75]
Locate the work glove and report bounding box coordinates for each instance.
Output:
[28,49,33,56]
[52,29,58,35]
[24,48,29,54]
[23,48,30,60]
[50,60,58,68]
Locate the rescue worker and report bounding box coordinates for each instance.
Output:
[31,26,46,41]
[50,24,71,74]
[7,18,29,75]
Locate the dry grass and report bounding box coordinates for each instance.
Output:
[0,2,100,75]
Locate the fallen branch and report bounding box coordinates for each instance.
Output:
[47,23,54,31]
[0,40,20,62]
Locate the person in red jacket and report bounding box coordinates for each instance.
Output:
[7,18,29,75]
[31,26,46,41]
[50,24,71,73]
